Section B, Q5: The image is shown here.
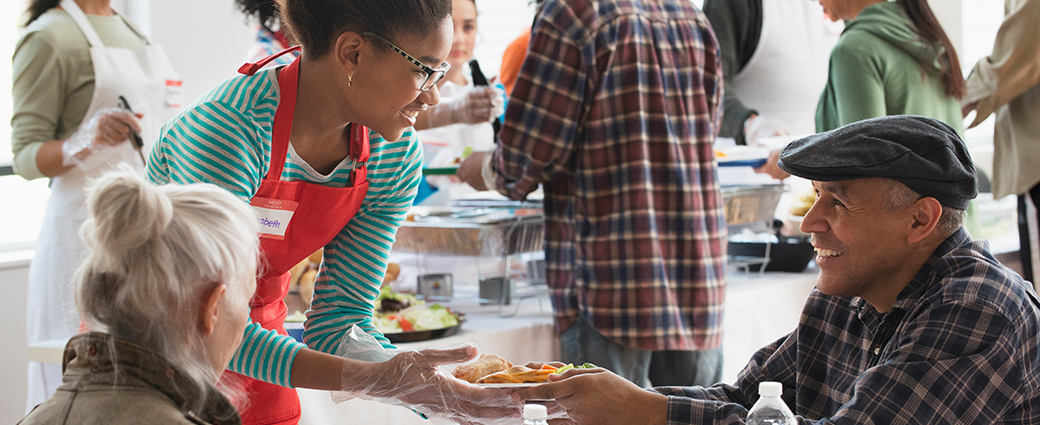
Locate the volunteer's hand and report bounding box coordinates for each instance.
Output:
[962,101,978,118]
[457,151,489,191]
[427,86,503,128]
[61,108,143,166]
[743,114,789,146]
[341,345,522,425]
[753,148,790,181]
[514,368,668,425]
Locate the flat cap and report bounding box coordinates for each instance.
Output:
[777,115,977,209]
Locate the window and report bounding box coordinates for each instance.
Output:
[472,0,537,78]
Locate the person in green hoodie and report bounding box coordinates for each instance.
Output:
[755,0,965,180]
[814,0,965,133]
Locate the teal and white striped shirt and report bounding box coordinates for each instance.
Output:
[146,67,422,387]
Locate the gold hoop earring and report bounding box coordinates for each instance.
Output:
[348,72,353,88]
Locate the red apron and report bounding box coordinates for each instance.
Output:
[223,48,371,425]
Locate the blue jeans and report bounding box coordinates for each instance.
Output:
[559,316,723,387]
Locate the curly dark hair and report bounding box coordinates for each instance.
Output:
[235,0,281,33]
[282,0,452,59]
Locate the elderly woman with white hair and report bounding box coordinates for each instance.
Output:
[19,167,520,424]
[19,167,260,424]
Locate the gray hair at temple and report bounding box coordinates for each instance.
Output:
[73,165,260,412]
[880,179,966,239]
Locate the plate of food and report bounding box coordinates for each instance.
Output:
[374,287,465,343]
[452,353,597,388]
[715,146,770,168]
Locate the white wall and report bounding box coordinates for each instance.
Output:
[145,0,538,108]
[0,254,31,425]
[930,0,963,61]
[472,0,539,79]
[148,0,255,109]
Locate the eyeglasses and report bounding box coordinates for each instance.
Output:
[363,32,450,92]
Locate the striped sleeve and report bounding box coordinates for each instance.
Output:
[302,128,423,353]
[145,74,304,388]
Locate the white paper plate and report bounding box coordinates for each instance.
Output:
[473,382,542,388]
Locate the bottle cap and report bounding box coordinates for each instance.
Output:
[524,404,548,420]
[759,381,782,397]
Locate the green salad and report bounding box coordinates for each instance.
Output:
[553,363,598,374]
[374,286,462,334]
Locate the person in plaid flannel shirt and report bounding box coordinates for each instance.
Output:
[457,0,728,389]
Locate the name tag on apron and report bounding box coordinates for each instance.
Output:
[165,80,182,107]
[250,197,299,240]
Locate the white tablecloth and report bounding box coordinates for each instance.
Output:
[720,267,818,380]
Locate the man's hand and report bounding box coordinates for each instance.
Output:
[458,151,489,191]
[752,148,790,180]
[514,368,668,425]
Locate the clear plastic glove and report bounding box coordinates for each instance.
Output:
[427,86,504,128]
[333,326,522,425]
[61,107,142,168]
[743,114,789,146]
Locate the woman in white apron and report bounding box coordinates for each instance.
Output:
[11,0,180,411]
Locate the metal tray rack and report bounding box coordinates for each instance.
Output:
[393,211,543,257]
[721,184,785,274]
[393,200,548,316]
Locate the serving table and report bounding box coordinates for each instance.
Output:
[26,268,818,425]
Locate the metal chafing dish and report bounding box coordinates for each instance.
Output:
[721,184,785,229]
[393,199,546,312]
[393,200,544,257]
[721,184,787,274]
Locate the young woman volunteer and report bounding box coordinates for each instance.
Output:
[11,0,180,411]
[413,0,505,205]
[145,0,516,424]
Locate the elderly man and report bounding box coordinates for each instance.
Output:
[517,115,1040,425]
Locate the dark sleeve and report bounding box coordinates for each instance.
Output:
[702,0,762,145]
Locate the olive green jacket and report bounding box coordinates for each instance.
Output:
[18,333,241,425]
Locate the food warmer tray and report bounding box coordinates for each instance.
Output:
[393,209,544,257]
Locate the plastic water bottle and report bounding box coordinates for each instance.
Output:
[747,381,796,425]
[523,404,549,425]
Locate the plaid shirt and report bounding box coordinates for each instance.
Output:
[492,0,726,351]
[656,229,1040,424]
